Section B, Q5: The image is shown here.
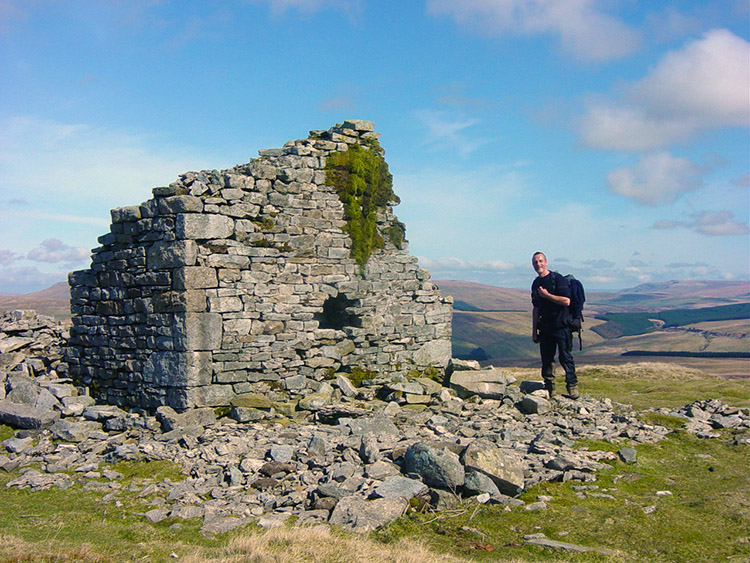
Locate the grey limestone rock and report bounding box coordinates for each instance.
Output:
[0,400,59,429]
[618,447,637,464]
[402,442,465,490]
[521,395,552,414]
[328,496,407,533]
[450,368,514,400]
[463,469,501,497]
[371,476,429,500]
[462,440,525,497]
[49,419,102,442]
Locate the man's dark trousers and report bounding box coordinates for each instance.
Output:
[539,326,577,388]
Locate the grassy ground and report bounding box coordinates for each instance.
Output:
[0,362,748,562]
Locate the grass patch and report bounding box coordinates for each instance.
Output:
[0,461,217,563]
[577,362,750,410]
[0,425,14,442]
[112,459,186,482]
[378,428,750,562]
[325,140,400,270]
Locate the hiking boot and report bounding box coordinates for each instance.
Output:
[567,385,580,400]
[544,382,555,398]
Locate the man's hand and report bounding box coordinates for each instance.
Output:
[537,287,570,307]
[532,330,539,343]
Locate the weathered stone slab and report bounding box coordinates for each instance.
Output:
[520,395,551,414]
[156,405,216,432]
[174,313,223,351]
[173,267,218,290]
[340,417,399,438]
[231,393,273,410]
[371,476,429,500]
[450,368,515,399]
[176,213,234,240]
[147,240,198,269]
[0,400,59,429]
[328,496,407,533]
[462,440,524,497]
[523,534,618,556]
[50,419,102,442]
[402,442,465,490]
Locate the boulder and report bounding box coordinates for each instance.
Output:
[328,496,407,533]
[0,400,59,429]
[231,393,273,410]
[520,395,551,414]
[155,405,216,432]
[402,442,465,490]
[463,469,501,497]
[371,476,429,500]
[50,419,102,442]
[449,368,515,399]
[462,440,524,497]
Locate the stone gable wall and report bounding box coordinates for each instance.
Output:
[66,121,452,410]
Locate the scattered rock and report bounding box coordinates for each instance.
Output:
[328,496,407,533]
[523,533,618,556]
[618,447,637,464]
[2,311,748,534]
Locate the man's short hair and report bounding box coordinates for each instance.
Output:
[532,251,546,260]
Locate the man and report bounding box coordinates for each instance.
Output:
[531,251,579,399]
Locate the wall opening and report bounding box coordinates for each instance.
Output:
[316,294,358,330]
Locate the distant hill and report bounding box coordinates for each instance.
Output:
[0,281,71,319]
[623,280,750,299]
[435,280,530,311]
[437,279,750,314]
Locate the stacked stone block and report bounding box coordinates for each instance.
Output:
[66,120,453,410]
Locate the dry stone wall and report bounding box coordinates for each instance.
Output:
[66,121,453,410]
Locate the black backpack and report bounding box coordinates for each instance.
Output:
[552,272,586,350]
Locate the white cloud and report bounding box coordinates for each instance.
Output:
[426,0,640,63]
[0,249,17,266]
[250,0,361,16]
[663,262,721,278]
[27,239,90,265]
[691,210,750,236]
[652,219,683,230]
[0,266,66,295]
[414,110,485,156]
[417,256,515,273]
[651,210,749,236]
[605,152,703,205]
[581,29,750,150]
[0,116,209,211]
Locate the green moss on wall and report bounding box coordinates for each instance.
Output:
[325,141,403,270]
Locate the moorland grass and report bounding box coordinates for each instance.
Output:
[577,362,750,410]
[378,426,750,563]
[0,362,748,562]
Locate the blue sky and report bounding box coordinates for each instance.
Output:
[0,0,748,293]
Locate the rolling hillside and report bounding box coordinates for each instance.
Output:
[0,282,71,319]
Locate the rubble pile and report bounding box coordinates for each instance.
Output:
[1,311,748,536]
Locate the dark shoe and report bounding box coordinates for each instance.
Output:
[544,382,555,398]
[567,385,580,400]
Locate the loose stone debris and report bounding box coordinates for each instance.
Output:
[2,311,749,537]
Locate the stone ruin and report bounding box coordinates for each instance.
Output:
[66,120,453,411]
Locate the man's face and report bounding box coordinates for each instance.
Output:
[532,253,548,275]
